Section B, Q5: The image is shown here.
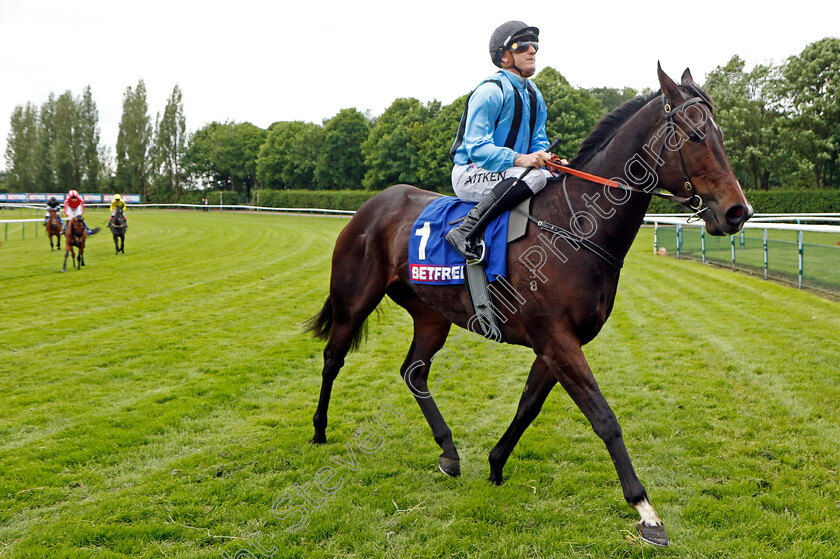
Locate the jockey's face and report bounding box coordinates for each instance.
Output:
[501,36,538,78]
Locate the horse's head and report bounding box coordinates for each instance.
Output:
[70,216,86,235]
[655,64,753,235]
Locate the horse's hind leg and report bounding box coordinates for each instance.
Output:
[309,272,388,445]
[401,316,457,475]
[387,285,458,475]
[488,356,557,484]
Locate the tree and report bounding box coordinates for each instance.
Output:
[77,86,102,192]
[52,91,80,190]
[152,85,187,201]
[4,103,40,191]
[705,56,792,190]
[774,37,840,188]
[115,80,152,198]
[257,121,324,189]
[314,109,370,190]
[416,94,466,192]
[362,98,438,189]
[36,95,57,191]
[185,121,265,200]
[532,67,603,160]
[589,86,639,113]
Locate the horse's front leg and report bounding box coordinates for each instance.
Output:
[541,340,669,547]
[62,249,70,272]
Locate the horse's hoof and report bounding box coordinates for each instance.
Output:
[488,470,504,485]
[310,432,327,445]
[438,456,461,477]
[636,522,669,547]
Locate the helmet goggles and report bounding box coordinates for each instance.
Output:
[509,39,538,53]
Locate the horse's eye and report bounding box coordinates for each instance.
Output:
[687,132,703,143]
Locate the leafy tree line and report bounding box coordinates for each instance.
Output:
[4,37,838,200]
[3,80,186,201]
[705,37,840,190]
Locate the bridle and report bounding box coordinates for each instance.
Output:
[655,94,709,214]
[515,92,721,271]
[547,93,713,217]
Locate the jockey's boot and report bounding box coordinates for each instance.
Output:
[445,177,533,262]
[83,219,100,235]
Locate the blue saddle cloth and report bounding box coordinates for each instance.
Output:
[408,196,509,285]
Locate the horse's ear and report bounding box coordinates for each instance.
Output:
[680,68,695,87]
[657,61,681,99]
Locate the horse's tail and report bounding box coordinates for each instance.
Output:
[305,298,334,341]
[305,297,368,351]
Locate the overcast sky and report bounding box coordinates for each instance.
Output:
[1,0,838,173]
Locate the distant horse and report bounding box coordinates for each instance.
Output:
[306,66,752,546]
[109,208,127,254]
[45,209,62,250]
[62,216,86,272]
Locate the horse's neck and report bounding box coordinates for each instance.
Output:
[571,103,659,258]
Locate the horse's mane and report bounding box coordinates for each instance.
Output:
[569,91,659,168]
[569,81,713,169]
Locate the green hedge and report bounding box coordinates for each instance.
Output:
[743,190,840,213]
[252,189,378,211]
[647,189,840,214]
[177,190,243,205]
[178,188,840,214]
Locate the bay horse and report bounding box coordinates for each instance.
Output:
[306,65,752,546]
[45,209,62,250]
[109,208,127,254]
[62,216,86,272]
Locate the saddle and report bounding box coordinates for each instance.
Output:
[409,196,531,340]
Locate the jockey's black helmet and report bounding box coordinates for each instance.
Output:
[489,21,539,67]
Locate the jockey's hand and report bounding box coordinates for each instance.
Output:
[515,151,555,169]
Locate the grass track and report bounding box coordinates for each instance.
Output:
[1,210,839,558]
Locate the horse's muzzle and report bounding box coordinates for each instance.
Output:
[724,203,753,233]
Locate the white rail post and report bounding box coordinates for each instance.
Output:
[798,230,804,289]
[653,222,658,255]
[676,224,682,259]
[730,235,736,271]
[763,229,768,280]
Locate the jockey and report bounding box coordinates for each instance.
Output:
[109,194,127,226]
[44,196,62,226]
[446,21,567,261]
[62,189,99,235]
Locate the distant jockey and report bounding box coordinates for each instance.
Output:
[62,189,99,235]
[109,194,127,227]
[44,196,62,227]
